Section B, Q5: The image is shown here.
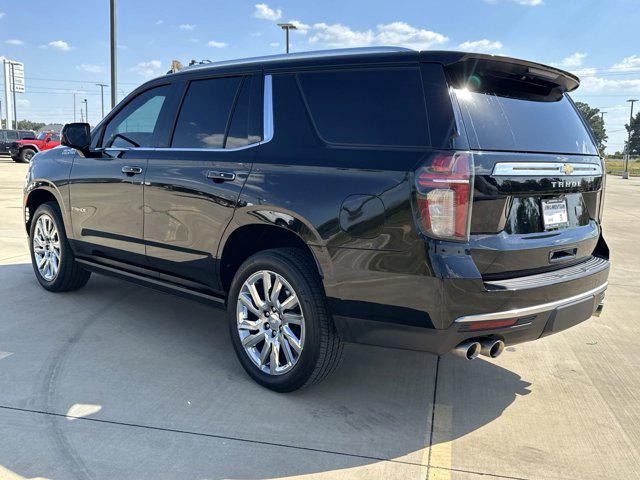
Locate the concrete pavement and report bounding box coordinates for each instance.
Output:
[0,155,639,479]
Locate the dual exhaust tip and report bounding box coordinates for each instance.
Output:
[453,339,505,360]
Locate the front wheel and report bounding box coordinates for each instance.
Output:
[29,202,91,292]
[227,248,344,392]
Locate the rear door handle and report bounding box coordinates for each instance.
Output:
[206,170,236,182]
[122,165,143,175]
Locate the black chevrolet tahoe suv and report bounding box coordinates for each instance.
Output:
[24,47,609,392]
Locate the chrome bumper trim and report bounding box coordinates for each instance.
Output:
[455,282,608,323]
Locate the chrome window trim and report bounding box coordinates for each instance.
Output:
[492,162,602,176]
[455,282,608,323]
[121,74,273,154]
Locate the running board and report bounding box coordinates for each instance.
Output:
[75,258,226,307]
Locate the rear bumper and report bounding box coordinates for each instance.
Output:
[333,257,609,355]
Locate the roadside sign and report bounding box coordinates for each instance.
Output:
[7,61,25,93]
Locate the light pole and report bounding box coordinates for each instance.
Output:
[83,99,88,125]
[96,83,107,118]
[624,99,638,179]
[277,23,297,54]
[110,0,117,108]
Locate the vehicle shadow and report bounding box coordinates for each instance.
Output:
[0,262,532,479]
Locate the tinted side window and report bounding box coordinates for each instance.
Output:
[171,76,241,149]
[102,85,170,148]
[297,68,429,147]
[226,75,262,148]
[6,131,18,140]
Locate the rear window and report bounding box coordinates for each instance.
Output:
[454,90,597,155]
[297,68,428,147]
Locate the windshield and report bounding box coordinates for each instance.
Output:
[36,132,47,140]
[454,89,598,155]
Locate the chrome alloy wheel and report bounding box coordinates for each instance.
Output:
[33,213,61,281]
[236,270,306,375]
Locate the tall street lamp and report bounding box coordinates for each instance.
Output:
[624,99,638,179]
[277,23,297,54]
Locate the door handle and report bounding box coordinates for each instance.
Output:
[122,165,143,176]
[206,170,236,182]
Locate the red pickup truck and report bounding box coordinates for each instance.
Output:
[10,131,61,163]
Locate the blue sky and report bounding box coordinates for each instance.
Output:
[1,0,639,152]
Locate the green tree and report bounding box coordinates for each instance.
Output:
[16,120,46,131]
[625,111,640,155]
[574,101,608,152]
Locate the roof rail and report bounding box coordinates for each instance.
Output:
[174,46,414,74]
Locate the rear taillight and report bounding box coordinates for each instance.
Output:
[414,152,474,241]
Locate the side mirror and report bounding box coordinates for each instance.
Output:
[61,123,91,153]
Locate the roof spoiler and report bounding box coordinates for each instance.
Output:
[421,51,580,99]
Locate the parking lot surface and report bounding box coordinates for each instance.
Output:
[0,155,639,480]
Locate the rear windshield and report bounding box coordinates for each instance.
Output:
[454,90,598,155]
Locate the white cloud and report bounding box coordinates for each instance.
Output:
[76,64,105,74]
[250,32,263,37]
[458,39,503,52]
[485,0,543,5]
[155,20,163,25]
[0,12,5,19]
[179,23,196,30]
[270,42,280,47]
[5,39,24,46]
[310,23,374,48]
[309,21,448,50]
[289,19,311,34]
[42,40,72,51]
[254,3,282,21]
[131,60,163,77]
[208,40,227,48]
[553,52,587,69]
[612,55,640,72]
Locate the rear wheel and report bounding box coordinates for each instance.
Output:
[227,248,344,392]
[20,148,36,163]
[29,202,91,292]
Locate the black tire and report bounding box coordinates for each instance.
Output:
[12,156,22,163]
[20,148,36,163]
[29,202,91,292]
[227,248,344,392]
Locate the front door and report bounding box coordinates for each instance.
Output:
[143,73,262,290]
[69,84,172,266]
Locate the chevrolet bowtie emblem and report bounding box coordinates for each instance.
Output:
[561,163,574,175]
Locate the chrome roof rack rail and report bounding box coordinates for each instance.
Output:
[173,46,414,74]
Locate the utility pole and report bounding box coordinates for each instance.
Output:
[83,99,88,125]
[10,62,17,129]
[73,92,77,122]
[277,23,297,53]
[96,83,107,118]
[623,99,638,179]
[110,0,118,108]
[600,111,606,122]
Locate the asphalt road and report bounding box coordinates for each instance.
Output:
[0,155,639,480]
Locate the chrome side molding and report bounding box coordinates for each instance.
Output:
[492,162,602,177]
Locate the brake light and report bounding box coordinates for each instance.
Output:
[414,152,474,241]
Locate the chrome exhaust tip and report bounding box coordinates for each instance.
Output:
[480,339,505,358]
[453,341,482,360]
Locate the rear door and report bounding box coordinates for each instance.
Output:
[143,71,262,291]
[69,84,174,266]
[443,61,605,276]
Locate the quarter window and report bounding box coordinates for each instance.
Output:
[102,85,170,148]
[297,68,429,147]
[171,76,242,149]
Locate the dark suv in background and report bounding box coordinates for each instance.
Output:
[24,47,609,392]
[0,129,35,155]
